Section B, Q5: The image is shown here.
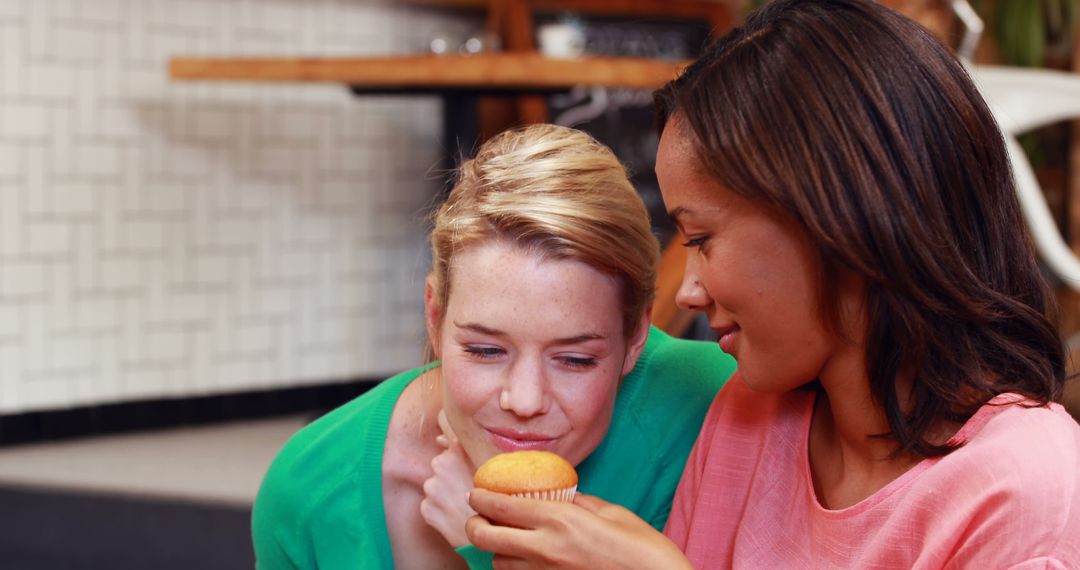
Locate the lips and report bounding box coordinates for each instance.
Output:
[712,324,740,355]
[485,427,560,452]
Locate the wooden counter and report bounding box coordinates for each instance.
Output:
[169,53,688,94]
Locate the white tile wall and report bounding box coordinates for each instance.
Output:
[0,0,476,413]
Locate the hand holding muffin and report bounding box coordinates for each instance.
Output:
[466,451,688,569]
[465,488,692,570]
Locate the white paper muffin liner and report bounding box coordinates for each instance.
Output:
[511,485,577,502]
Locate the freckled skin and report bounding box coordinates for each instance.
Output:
[383,240,649,570]
[433,240,645,468]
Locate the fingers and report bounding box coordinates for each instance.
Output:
[430,448,449,473]
[437,409,457,444]
[430,442,472,479]
[421,454,475,548]
[468,488,572,530]
[471,491,684,570]
[418,495,437,526]
[572,493,631,520]
[466,514,539,561]
[571,493,608,512]
[491,556,532,570]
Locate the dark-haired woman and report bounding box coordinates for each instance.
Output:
[463,1,1080,567]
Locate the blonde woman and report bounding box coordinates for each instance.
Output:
[251,124,736,569]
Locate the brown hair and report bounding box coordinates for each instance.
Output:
[655,0,1064,456]
[427,124,659,356]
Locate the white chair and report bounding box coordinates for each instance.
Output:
[971,65,1080,292]
[951,0,1080,291]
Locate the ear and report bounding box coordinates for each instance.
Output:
[424,274,443,359]
[620,307,652,377]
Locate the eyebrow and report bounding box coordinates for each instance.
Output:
[455,322,504,337]
[551,333,607,345]
[454,322,606,345]
[667,206,690,232]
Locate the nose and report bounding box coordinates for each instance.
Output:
[675,253,710,312]
[500,357,550,418]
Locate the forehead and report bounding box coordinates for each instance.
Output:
[447,240,615,301]
[656,116,699,178]
[444,240,624,335]
[656,119,734,226]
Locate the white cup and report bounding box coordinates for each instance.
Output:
[538,23,586,58]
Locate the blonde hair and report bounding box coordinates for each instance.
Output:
[426,124,659,361]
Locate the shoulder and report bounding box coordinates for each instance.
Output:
[574,330,734,527]
[701,373,810,432]
[637,327,737,379]
[253,367,424,526]
[631,327,736,395]
[925,400,1080,558]
[952,400,1080,485]
[591,330,734,485]
[618,328,737,442]
[693,375,812,462]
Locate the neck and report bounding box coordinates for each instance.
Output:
[808,351,926,509]
[814,368,908,465]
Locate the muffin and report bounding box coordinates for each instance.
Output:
[473,450,578,502]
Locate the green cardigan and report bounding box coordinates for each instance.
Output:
[252,327,735,569]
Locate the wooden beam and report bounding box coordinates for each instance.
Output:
[169,54,688,91]
[498,0,549,123]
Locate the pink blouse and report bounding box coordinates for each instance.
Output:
[665,374,1080,569]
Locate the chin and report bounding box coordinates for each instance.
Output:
[464,445,499,468]
[738,370,784,394]
[741,368,817,395]
[558,436,607,467]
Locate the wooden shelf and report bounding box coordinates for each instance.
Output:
[169,53,688,93]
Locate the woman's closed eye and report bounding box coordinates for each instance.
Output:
[557,355,598,370]
[463,346,504,360]
[681,235,708,249]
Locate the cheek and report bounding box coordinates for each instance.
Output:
[561,381,616,420]
[707,227,820,326]
[440,366,496,436]
[552,370,622,460]
[443,371,484,413]
[696,249,744,307]
[738,272,833,390]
